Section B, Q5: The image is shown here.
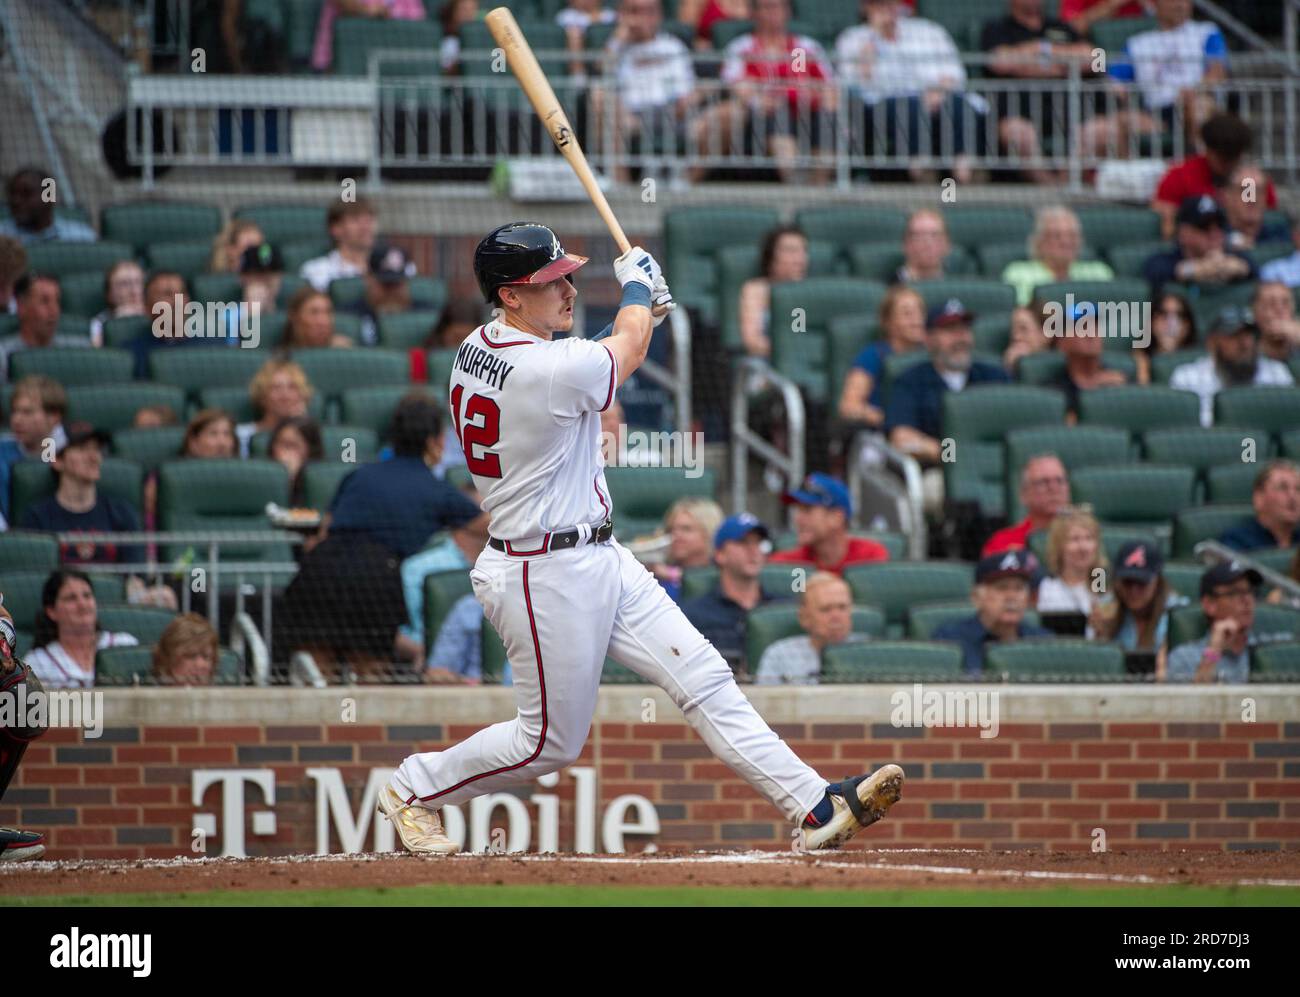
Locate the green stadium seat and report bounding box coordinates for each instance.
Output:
[67,384,186,434]
[792,206,909,256]
[1090,16,1158,55]
[145,239,215,282]
[156,458,290,563]
[821,640,964,682]
[377,310,440,349]
[1281,429,1300,460]
[1074,205,1162,251]
[716,241,841,353]
[1206,463,1264,505]
[745,603,886,670]
[1030,524,1173,564]
[1167,604,1300,651]
[101,314,151,349]
[1106,241,1170,278]
[971,313,1012,355]
[1151,348,1206,385]
[978,242,1030,279]
[9,348,133,387]
[664,206,780,327]
[339,385,411,436]
[196,385,324,426]
[285,0,325,66]
[191,273,241,304]
[1077,385,1201,434]
[149,347,266,396]
[1162,560,1204,600]
[111,426,186,472]
[1004,423,1131,519]
[0,532,60,572]
[95,604,178,645]
[1250,242,1296,270]
[11,457,144,524]
[329,18,447,76]
[679,561,816,602]
[55,315,93,340]
[102,202,222,254]
[234,203,328,244]
[25,241,133,278]
[1250,547,1296,577]
[250,426,377,463]
[1214,387,1300,441]
[58,271,107,318]
[291,349,409,400]
[913,278,1017,319]
[330,313,363,345]
[1172,504,1254,558]
[481,618,507,683]
[423,568,474,657]
[986,639,1125,680]
[1142,426,1270,475]
[1014,350,1137,385]
[1070,464,1196,526]
[1031,280,1151,351]
[280,240,332,273]
[1164,282,1257,331]
[409,277,448,312]
[326,276,366,309]
[602,466,718,540]
[95,645,242,686]
[1254,642,1300,677]
[844,561,973,636]
[769,277,888,402]
[940,206,1033,252]
[848,244,975,283]
[302,461,356,511]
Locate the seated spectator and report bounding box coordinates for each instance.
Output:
[1095,540,1189,678]
[1260,214,1300,288]
[0,374,67,524]
[1003,302,1053,370]
[682,0,749,49]
[681,513,783,677]
[424,592,498,684]
[1152,113,1276,240]
[839,286,925,429]
[1219,460,1300,551]
[131,271,200,377]
[229,244,284,333]
[283,286,351,350]
[771,473,889,573]
[236,359,313,457]
[1135,292,1197,384]
[1253,281,1300,364]
[0,273,90,383]
[152,613,219,686]
[560,0,616,75]
[837,0,986,185]
[1167,560,1273,683]
[755,571,861,685]
[651,497,725,600]
[1169,306,1293,427]
[1036,506,1107,637]
[1223,164,1289,251]
[437,0,480,75]
[423,298,483,356]
[1047,302,1129,423]
[893,208,950,284]
[983,453,1071,555]
[268,416,325,508]
[311,0,427,72]
[1060,0,1148,36]
[886,298,1010,510]
[691,0,836,185]
[1143,196,1257,298]
[210,218,265,273]
[300,198,378,292]
[981,0,1096,186]
[89,260,145,347]
[0,168,96,245]
[1002,206,1115,307]
[1080,0,1227,159]
[0,594,49,861]
[590,0,698,183]
[182,408,238,460]
[279,395,487,680]
[932,549,1052,674]
[24,569,138,689]
[0,236,25,315]
[738,225,809,358]
[340,244,416,346]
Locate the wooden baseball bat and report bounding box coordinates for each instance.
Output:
[485,6,631,256]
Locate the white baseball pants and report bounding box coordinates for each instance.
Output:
[392,539,828,824]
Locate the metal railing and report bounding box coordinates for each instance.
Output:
[846,430,927,560]
[1194,539,1300,602]
[729,357,805,522]
[122,50,1300,188]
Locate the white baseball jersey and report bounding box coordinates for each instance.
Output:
[448,319,617,543]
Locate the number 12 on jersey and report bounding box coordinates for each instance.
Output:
[450,384,503,478]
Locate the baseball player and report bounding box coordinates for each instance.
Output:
[378,223,902,852]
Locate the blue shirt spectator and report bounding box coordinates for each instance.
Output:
[931,549,1051,674]
[933,613,1053,675]
[426,593,513,685]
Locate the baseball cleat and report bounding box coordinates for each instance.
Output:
[376,785,459,855]
[0,827,46,862]
[799,764,904,851]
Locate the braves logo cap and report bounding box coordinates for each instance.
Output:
[1113,540,1163,584]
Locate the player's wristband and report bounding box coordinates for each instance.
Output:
[620,282,652,310]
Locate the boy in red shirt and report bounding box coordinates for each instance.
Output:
[770,473,890,574]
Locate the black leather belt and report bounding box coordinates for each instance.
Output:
[489,519,614,554]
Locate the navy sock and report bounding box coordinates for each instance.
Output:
[803,786,836,827]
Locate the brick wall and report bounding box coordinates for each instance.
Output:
[3,687,1297,860]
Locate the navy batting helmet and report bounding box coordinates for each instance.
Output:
[473,222,588,304]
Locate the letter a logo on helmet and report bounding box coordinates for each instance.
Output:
[474,222,589,304]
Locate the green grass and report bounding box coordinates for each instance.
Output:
[5,883,1300,907]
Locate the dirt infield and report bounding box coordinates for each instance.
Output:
[4,848,1299,898]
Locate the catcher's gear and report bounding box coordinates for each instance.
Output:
[474,222,588,304]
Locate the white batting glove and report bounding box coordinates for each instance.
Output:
[650,275,675,327]
[613,245,661,292]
